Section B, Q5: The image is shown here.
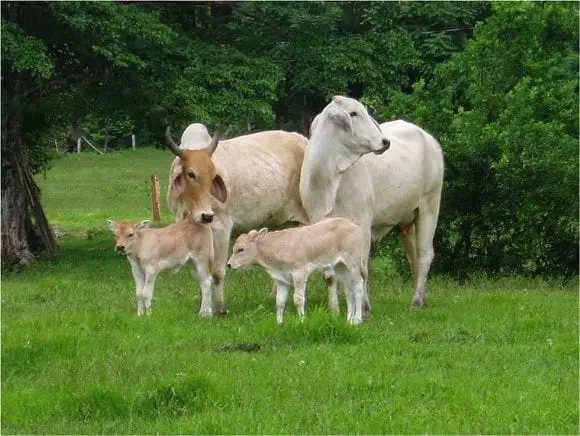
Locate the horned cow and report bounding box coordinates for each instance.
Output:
[227,218,367,325]
[300,96,444,309]
[106,217,214,317]
[165,124,309,316]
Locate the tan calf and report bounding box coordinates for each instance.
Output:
[106,217,214,317]
[227,218,367,325]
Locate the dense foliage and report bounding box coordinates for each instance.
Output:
[383,2,579,276]
[2,1,577,276]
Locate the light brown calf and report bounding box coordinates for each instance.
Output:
[106,217,214,317]
[226,218,367,325]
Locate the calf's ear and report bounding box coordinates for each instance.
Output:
[137,220,151,230]
[211,174,228,204]
[106,219,117,233]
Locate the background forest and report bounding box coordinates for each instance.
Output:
[2,1,578,277]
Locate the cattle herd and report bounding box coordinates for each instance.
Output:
[107,95,444,325]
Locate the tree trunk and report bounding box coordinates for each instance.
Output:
[1,116,58,266]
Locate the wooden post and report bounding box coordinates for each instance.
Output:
[151,174,161,221]
[77,137,81,153]
[131,134,136,150]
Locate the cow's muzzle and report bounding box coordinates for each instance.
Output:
[115,245,126,254]
[374,138,390,155]
[201,213,214,224]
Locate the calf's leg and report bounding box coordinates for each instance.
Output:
[141,270,159,315]
[275,280,290,324]
[129,258,145,316]
[292,271,308,322]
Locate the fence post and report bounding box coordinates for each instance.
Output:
[151,174,161,221]
[131,134,136,150]
[77,137,81,153]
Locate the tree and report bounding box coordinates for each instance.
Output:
[383,2,579,276]
[1,1,281,266]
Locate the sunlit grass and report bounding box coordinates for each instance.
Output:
[1,149,577,434]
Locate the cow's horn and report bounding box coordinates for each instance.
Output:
[207,128,221,155]
[165,126,182,157]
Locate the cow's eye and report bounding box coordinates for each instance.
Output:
[188,171,197,180]
[127,232,134,238]
[349,111,358,117]
[236,248,244,254]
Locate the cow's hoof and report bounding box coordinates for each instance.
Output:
[198,310,214,318]
[412,297,427,308]
[215,309,229,317]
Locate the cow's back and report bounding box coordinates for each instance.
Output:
[359,120,444,226]
[213,131,309,232]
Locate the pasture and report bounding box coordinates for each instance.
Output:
[2,148,578,434]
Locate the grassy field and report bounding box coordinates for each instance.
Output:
[2,148,578,434]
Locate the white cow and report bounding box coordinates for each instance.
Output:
[226,218,367,325]
[165,124,310,315]
[300,96,444,309]
[106,217,214,317]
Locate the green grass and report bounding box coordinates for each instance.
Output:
[2,148,579,434]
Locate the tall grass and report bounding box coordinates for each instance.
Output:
[1,148,578,434]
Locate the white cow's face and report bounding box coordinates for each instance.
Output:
[318,96,390,156]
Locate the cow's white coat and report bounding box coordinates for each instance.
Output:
[300,96,444,308]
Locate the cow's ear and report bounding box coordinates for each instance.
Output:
[106,219,117,233]
[257,228,268,238]
[170,172,187,203]
[137,220,151,230]
[211,174,228,204]
[328,106,351,133]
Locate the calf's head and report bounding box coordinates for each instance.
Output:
[227,228,268,270]
[166,127,228,224]
[314,96,390,156]
[106,219,150,255]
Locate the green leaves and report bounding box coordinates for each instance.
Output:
[385,1,579,277]
[1,20,54,79]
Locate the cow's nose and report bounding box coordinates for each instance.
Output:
[116,245,125,253]
[227,263,232,269]
[201,213,214,224]
[382,138,390,149]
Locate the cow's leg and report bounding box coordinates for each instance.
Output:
[292,271,308,322]
[361,231,373,318]
[129,259,145,316]
[194,261,214,318]
[211,218,232,316]
[412,201,439,308]
[324,269,340,314]
[141,270,159,316]
[401,223,419,298]
[275,280,290,324]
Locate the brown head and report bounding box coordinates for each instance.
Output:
[166,127,228,224]
[106,219,150,255]
[226,228,268,270]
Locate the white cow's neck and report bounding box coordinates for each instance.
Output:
[301,127,363,222]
